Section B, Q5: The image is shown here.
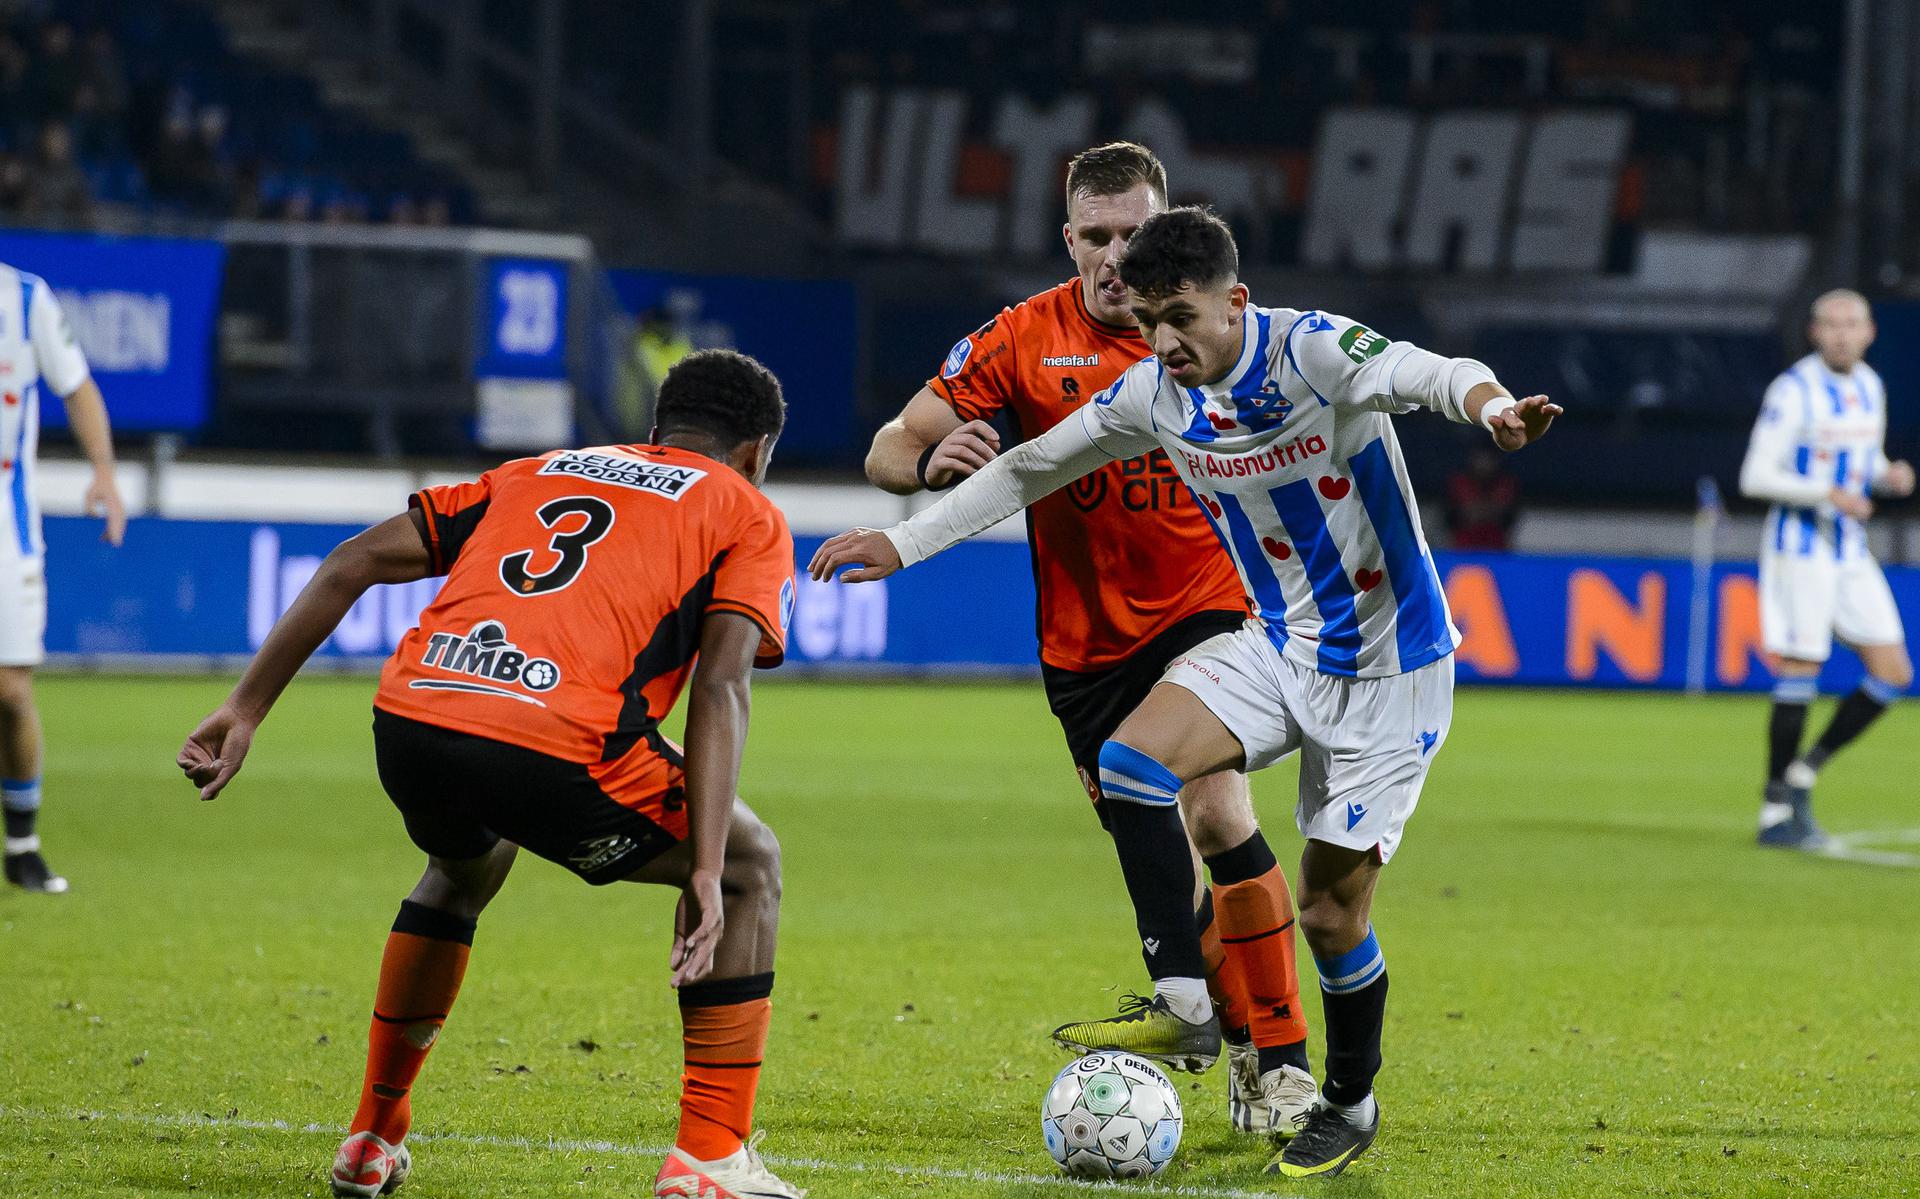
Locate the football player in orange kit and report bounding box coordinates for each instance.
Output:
[864,143,1317,1135]
[177,350,806,1199]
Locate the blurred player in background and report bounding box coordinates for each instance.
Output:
[178,350,806,1199]
[0,258,127,894]
[864,143,1318,1136]
[1740,289,1913,850]
[813,208,1559,1178]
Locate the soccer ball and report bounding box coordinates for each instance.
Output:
[1040,1053,1183,1178]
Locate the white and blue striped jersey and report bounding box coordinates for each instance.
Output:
[0,262,91,562]
[888,305,1499,679]
[1739,353,1889,562]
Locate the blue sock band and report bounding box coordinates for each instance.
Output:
[1317,927,1386,995]
[1773,677,1817,705]
[1862,675,1902,706]
[1096,741,1184,807]
[2,777,41,812]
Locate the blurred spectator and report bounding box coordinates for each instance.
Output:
[615,306,694,438]
[23,19,81,123]
[17,119,91,225]
[1445,444,1522,550]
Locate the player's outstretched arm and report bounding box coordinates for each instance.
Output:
[671,612,762,987]
[176,511,434,800]
[814,410,1118,582]
[1470,386,1563,451]
[866,387,1001,495]
[57,378,127,546]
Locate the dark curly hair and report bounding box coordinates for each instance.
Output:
[655,349,786,446]
[1117,206,1239,299]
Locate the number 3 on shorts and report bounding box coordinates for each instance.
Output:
[500,495,616,596]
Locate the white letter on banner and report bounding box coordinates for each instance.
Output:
[1509,110,1631,272]
[914,91,999,255]
[994,93,1095,258]
[1402,112,1523,272]
[835,577,887,659]
[793,574,840,659]
[835,85,920,249]
[1302,109,1418,271]
[248,527,279,649]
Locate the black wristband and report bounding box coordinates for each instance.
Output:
[916,441,957,491]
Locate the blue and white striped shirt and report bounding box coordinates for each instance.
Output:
[891,305,1496,679]
[1739,353,1888,561]
[0,262,92,562]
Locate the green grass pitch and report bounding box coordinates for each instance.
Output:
[2,674,1917,1198]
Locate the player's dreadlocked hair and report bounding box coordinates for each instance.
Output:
[1116,207,1239,299]
[655,349,787,447]
[1065,141,1167,206]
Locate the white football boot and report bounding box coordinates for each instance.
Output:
[654,1131,806,1199]
[329,1130,411,1197]
[1256,1063,1321,1140]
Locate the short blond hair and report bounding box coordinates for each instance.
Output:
[1811,288,1871,322]
[1065,142,1168,207]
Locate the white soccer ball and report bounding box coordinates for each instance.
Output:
[1041,1053,1183,1178]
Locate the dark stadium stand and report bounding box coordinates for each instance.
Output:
[0,0,471,226]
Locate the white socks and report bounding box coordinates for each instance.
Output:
[1330,1092,1378,1128]
[1154,976,1212,1025]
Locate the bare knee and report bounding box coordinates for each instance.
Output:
[1180,773,1257,859]
[724,815,782,905]
[0,668,34,717]
[1296,890,1368,958]
[407,843,515,920]
[1876,654,1914,691]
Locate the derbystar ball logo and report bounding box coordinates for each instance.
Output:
[538,451,707,499]
[410,621,560,705]
[1041,352,1100,368]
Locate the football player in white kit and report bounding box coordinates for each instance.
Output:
[0,260,128,892]
[1740,289,1913,850]
[809,208,1558,1179]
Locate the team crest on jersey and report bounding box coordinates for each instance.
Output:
[538,451,707,499]
[1231,380,1295,433]
[410,621,561,705]
[941,336,973,378]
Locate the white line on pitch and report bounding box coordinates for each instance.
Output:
[1816,827,1920,869]
[1,1107,1300,1199]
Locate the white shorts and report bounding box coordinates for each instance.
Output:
[0,556,46,667]
[1760,550,1905,663]
[1162,622,1453,862]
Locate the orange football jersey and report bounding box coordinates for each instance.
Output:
[375,445,794,787]
[927,280,1247,671]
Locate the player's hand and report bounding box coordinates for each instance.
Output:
[1490,395,1562,451]
[1880,459,1916,498]
[808,528,903,583]
[1831,488,1875,520]
[670,868,725,987]
[176,706,258,801]
[86,469,127,546]
[923,420,1000,488]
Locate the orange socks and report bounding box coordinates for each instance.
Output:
[675,972,775,1161]
[1205,834,1310,1066]
[349,900,476,1145]
[1197,892,1252,1035]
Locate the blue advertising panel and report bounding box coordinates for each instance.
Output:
[606,269,859,463]
[37,514,1920,697]
[477,257,569,380]
[0,231,225,431]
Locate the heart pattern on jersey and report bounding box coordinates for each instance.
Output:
[2,392,16,407]
[1200,494,1223,519]
[1261,536,1292,561]
[1206,410,1236,431]
[1354,568,1384,592]
[1318,476,1351,501]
